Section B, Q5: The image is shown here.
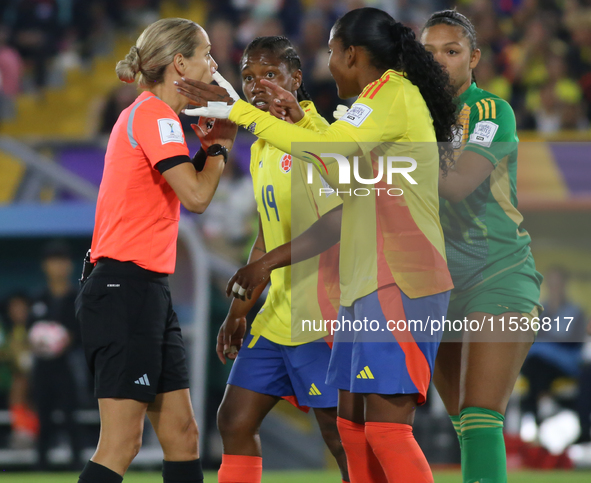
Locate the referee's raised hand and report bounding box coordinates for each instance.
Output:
[190,115,237,151]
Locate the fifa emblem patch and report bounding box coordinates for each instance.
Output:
[469,120,498,148]
[247,122,257,133]
[280,153,292,173]
[340,103,372,127]
[157,118,184,144]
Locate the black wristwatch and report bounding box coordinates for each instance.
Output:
[191,144,229,172]
[207,144,228,164]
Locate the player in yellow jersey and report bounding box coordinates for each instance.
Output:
[421,11,542,483]
[212,37,348,483]
[177,8,459,483]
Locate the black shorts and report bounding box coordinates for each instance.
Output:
[75,258,190,402]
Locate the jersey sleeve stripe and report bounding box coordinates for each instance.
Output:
[368,75,390,99]
[361,80,379,98]
[127,96,153,148]
[489,99,497,119]
[483,99,490,119]
[476,101,484,121]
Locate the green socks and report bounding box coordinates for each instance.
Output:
[450,414,463,448]
[460,407,507,483]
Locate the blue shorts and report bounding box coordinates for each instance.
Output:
[326,284,450,404]
[227,330,338,409]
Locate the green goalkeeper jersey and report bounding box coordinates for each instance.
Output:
[441,82,532,292]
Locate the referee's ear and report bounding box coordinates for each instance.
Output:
[173,53,187,76]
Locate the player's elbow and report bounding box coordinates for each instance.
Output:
[181,192,213,214]
[438,180,474,204]
[182,198,208,214]
[440,190,467,204]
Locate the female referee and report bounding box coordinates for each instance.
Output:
[213,36,348,483]
[421,10,543,483]
[177,7,457,483]
[75,18,237,483]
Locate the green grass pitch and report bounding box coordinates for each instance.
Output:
[2,471,591,482]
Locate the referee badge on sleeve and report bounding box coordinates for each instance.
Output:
[158,118,184,144]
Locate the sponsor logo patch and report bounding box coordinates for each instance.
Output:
[340,103,373,128]
[157,118,184,144]
[468,120,498,148]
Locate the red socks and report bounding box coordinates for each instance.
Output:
[336,417,388,483]
[218,454,262,483]
[365,422,433,483]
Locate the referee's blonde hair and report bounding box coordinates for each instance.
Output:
[116,18,202,87]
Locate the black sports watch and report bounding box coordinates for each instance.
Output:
[191,144,229,171]
[206,144,228,164]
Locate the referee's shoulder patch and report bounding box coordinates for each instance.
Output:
[157,118,184,144]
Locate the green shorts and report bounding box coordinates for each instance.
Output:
[444,254,543,339]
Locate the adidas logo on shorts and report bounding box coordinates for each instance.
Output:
[356,366,375,379]
[134,374,150,386]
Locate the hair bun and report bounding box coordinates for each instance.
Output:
[115,45,142,83]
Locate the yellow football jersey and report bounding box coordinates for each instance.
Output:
[250,101,342,346]
[230,70,453,305]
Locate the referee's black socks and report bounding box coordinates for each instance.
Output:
[78,461,123,483]
[163,459,204,483]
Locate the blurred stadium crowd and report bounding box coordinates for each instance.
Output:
[1,0,591,472]
[1,0,591,132]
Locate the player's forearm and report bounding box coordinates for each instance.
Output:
[229,100,355,156]
[191,155,226,213]
[227,281,266,318]
[261,205,342,269]
[439,169,473,203]
[439,150,495,204]
[227,235,267,317]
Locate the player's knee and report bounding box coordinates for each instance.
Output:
[163,416,199,448]
[100,429,143,465]
[181,416,199,446]
[217,403,258,439]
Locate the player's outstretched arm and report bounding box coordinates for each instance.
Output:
[227,205,342,304]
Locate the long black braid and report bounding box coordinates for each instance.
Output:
[423,10,478,84]
[241,36,311,102]
[332,8,457,170]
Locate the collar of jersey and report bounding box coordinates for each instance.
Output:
[457,82,478,105]
[138,91,161,101]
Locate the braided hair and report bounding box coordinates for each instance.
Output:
[423,10,478,84]
[241,36,311,102]
[332,8,457,169]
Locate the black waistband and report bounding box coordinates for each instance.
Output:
[92,258,168,281]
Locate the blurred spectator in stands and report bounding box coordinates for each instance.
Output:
[0,293,38,449]
[208,17,242,93]
[97,83,138,135]
[28,240,83,469]
[520,267,587,426]
[522,53,588,132]
[474,53,512,102]
[0,307,10,410]
[565,10,591,121]
[0,28,23,120]
[3,0,66,90]
[200,157,256,262]
[298,13,340,120]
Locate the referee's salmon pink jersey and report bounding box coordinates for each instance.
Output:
[229,70,453,305]
[91,91,190,274]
